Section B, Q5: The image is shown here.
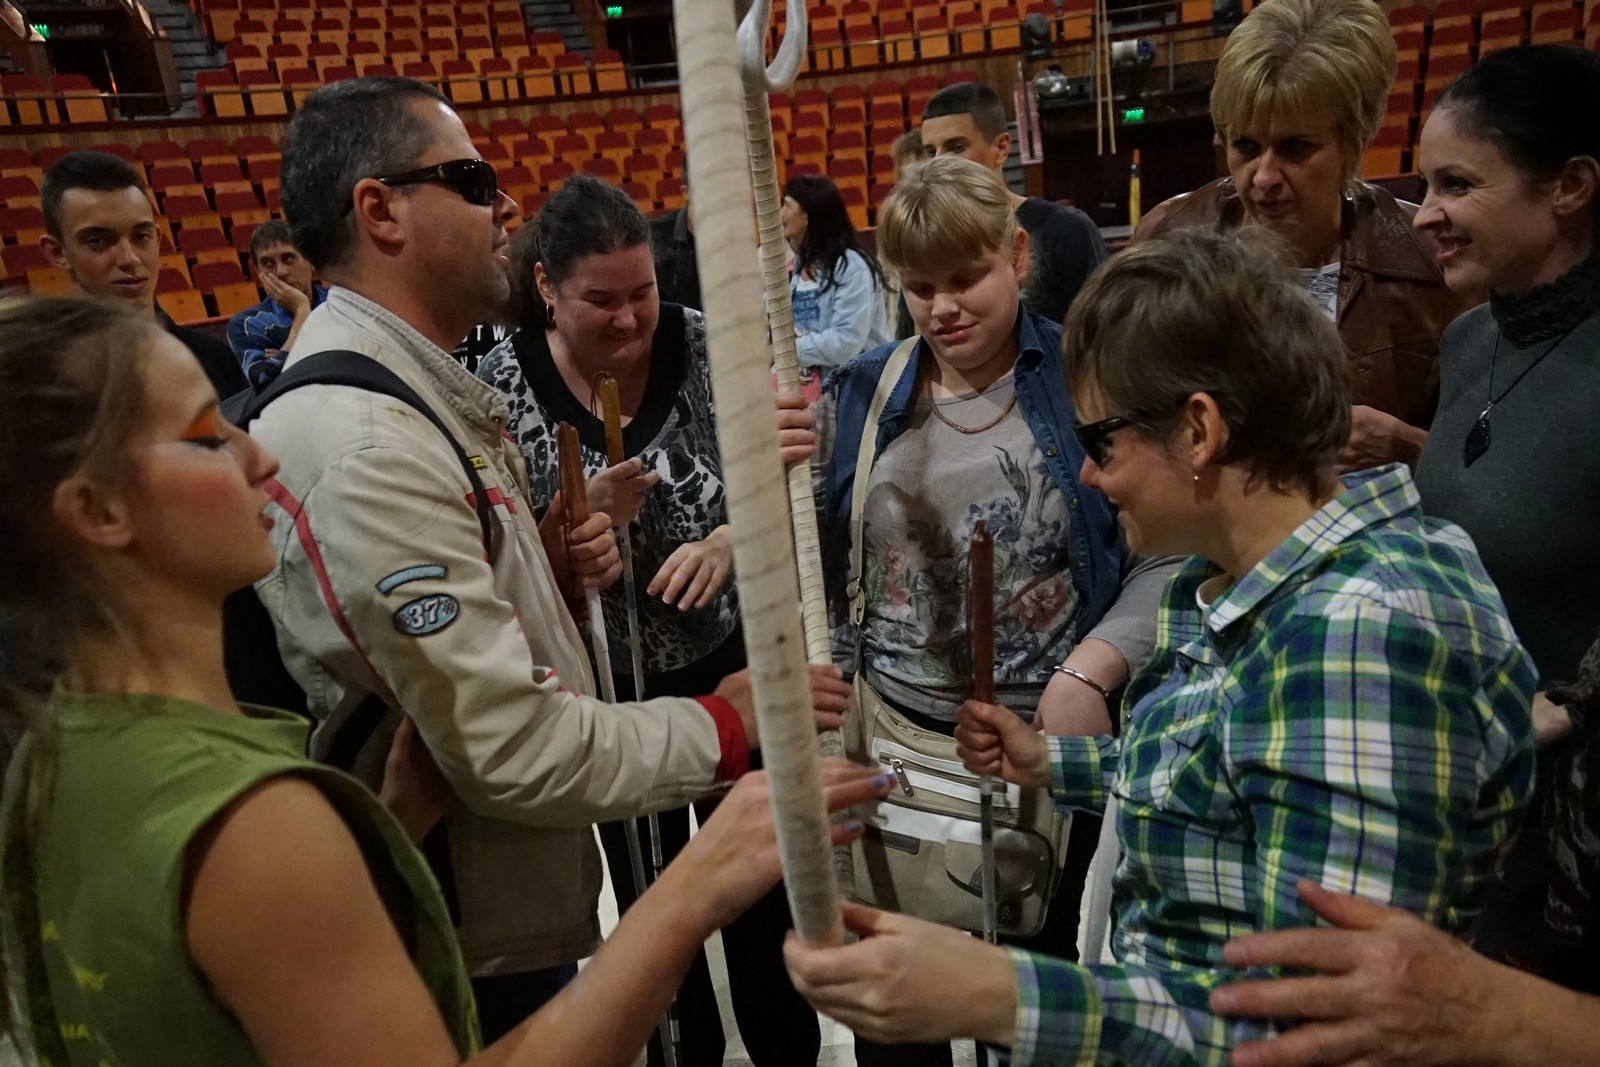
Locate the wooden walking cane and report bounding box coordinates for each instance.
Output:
[676,0,843,944]
[593,376,682,1067]
[968,520,999,944]
[557,422,679,1065]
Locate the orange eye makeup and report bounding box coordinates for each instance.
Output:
[178,407,223,442]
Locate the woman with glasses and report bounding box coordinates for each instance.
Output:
[811,155,1172,1067]
[787,227,1537,1067]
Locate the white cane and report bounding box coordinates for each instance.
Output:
[593,377,682,1067]
[556,422,678,1067]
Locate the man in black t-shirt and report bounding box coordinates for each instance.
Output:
[649,172,702,311]
[40,151,248,399]
[920,82,1106,325]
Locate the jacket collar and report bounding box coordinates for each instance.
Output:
[882,305,1048,421]
[1196,178,1442,283]
[318,287,510,435]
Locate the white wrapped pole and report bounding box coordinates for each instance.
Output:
[736,0,858,896]
[676,0,842,944]
[736,0,830,678]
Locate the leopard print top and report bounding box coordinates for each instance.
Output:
[477,306,740,680]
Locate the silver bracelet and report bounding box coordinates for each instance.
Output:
[1053,665,1112,700]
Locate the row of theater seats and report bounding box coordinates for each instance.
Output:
[1361,0,1595,178]
[190,0,518,45]
[0,74,113,126]
[198,40,628,118]
[0,64,968,315]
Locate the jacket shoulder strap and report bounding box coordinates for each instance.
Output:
[227,350,499,562]
[847,337,920,626]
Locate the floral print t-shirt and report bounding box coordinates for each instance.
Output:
[839,372,1079,722]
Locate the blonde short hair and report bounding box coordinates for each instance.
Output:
[1210,0,1396,169]
[875,155,1016,278]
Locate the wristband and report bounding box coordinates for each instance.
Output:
[1053,665,1112,701]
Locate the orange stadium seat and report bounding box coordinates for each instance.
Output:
[596,131,632,164]
[552,132,591,159]
[538,161,575,193]
[234,136,278,163]
[178,226,239,265]
[149,164,205,202]
[479,57,515,101]
[1,75,48,125]
[490,117,527,150]
[214,278,264,317]
[0,206,47,245]
[555,52,592,95]
[622,181,653,214]
[593,50,627,93]
[165,196,223,235]
[583,157,622,183]
[656,177,685,209]
[516,55,557,97]
[1531,6,1580,43]
[511,137,552,165]
[157,288,208,325]
[1428,23,1475,60]
[0,175,39,209]
[138,141,186,168]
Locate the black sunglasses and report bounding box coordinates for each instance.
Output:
[1071,414,1136,467]
[341,158,500,214]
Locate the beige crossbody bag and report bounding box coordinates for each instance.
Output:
[841,338,1071,937]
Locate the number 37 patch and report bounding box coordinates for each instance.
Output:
[393,593,461,637]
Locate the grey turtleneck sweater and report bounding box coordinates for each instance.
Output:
[1414,257,1600,684]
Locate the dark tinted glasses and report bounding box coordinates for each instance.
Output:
[342,158,499,213]
[1071,414,1136,467]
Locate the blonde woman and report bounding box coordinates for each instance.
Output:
[1136,0,1477,471]
[813,155,1170,1067]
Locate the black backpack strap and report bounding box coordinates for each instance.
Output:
[226,349,499,562]
[229,352,478,925]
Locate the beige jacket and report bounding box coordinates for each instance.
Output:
[251,288,744,975]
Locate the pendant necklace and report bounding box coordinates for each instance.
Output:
[1462,323,1579,467]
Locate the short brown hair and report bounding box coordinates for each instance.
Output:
[248,218,298,264]
[1210,0,1396,173]
[1062,229,1349,495]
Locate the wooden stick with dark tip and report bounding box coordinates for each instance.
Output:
[969,519,999,943]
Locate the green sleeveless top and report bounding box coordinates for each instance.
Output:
[0,691,479,1065]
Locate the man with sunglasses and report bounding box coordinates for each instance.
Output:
[248,76,851,1039]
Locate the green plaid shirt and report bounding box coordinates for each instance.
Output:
[1007,464,1536,1066]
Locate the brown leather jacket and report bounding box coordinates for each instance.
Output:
[1133,178,1481,431]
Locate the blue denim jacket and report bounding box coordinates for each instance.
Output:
[819,309,1126,641]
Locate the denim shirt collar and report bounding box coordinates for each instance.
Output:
[878,305,1052,425]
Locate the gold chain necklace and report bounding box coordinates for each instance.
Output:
[928,390,1018,434]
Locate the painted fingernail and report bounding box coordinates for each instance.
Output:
[844,820,864,834]
[870,773,894,789]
